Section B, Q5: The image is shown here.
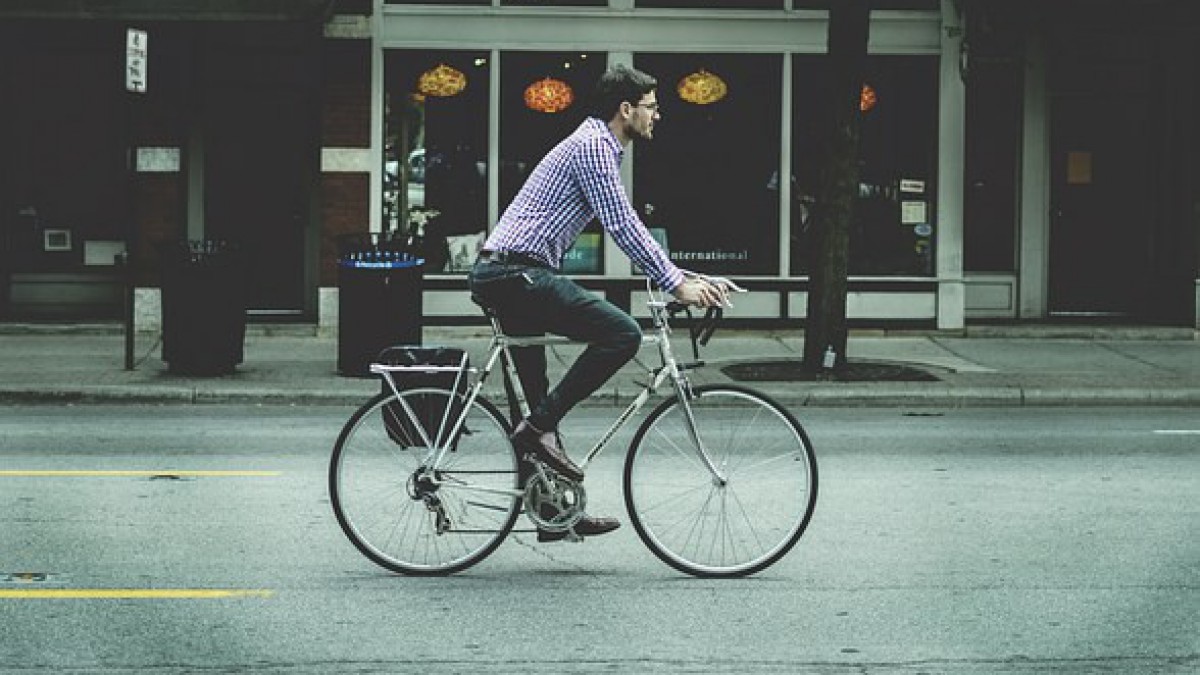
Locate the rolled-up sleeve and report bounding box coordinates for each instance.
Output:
[574,138,684,293]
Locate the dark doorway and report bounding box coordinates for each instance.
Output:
[201,24,317,319]
[1049,94,1154,318]
[1048,31,1157,320]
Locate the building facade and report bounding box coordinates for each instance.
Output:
[1,0,1197,330]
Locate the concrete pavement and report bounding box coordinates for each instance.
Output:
[0,322,1196,407]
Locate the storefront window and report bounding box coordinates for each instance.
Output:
[637,1,784,8]
[384,50,490,273]
[964,32,1022,272]
[500,51,607,274]
[637,1,935,7]
[790,55,938,276]
[385,1,490,6]
[502,1,606,6]
[790,1,937,7]
[386,0,604,4]
[633,53,783,276]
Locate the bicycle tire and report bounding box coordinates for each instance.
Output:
[623,384,818,578]
[330,388,520,575]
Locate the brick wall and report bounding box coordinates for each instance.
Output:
[320,174,370,286]
[322,41,372,148]
[131,79,187,287]
[319,39,372,286]
[133,175,184,287]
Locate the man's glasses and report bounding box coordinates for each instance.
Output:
[633,102,662,114]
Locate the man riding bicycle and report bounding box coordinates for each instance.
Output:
[468,65,729,542]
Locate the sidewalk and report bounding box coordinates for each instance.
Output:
[0,323,1196,407]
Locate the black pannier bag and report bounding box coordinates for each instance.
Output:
[376,346,469,449]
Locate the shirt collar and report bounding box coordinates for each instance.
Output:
[584,117,623,159]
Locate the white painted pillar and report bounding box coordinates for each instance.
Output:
[368,0,385,235]
[935,0,966,330]
[1018,29,1051,319]
[605,51,634,278]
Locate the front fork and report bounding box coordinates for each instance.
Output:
[661,338,728,487]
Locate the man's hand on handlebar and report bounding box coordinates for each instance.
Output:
[671,275,741,308]
[672,278,723,308]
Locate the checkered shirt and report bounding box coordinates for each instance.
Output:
[484,117,684,293]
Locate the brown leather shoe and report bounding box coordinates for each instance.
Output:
[511,419,584,482]
[538,515,621,543]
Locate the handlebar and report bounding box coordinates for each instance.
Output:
[665,303,723,361]
[654,270,747,361]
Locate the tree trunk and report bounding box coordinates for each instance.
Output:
[803,0,870,371]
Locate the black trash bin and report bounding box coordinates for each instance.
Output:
[160,240,246,375]
[337,234,424,377]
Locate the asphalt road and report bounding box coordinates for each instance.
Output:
[0,405,1197,674]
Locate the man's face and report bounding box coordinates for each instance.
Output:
[628,92,661,141]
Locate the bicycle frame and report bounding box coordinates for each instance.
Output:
[369,283,735,499]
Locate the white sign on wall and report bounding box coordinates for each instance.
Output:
[126,28,147,93]
[135,147,181,173]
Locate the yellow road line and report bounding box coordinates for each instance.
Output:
[0,589,274,599]
[0,470,281,477]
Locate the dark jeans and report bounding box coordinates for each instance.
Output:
[468,258,642,433]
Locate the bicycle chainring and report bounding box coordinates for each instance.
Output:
[523,473,586,532]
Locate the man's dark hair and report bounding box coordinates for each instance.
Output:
[589,65,657,120]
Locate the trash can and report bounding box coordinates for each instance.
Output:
[337,234,425,377]
[160,240,246,375]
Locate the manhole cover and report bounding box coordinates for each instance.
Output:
[722,360,940,383]
[3,572,54,583]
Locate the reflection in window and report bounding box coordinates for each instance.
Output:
[633,54,782,276]
[385,50,490,273]
[789,1,937,7]
[502,0,605,6]
[637,0,783,8]
[637,1,935,7]
[500,51,607,274]
[964,30,1022,272]
[385,1,489,5]
[386,0,604,5]
[790,55,937,276]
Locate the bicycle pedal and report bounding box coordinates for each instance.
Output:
[535,528,585,543]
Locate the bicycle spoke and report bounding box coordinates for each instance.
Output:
[648,423,712,475]
[632,480,711,518]
[727,483,768,557]
[729,449,804,477]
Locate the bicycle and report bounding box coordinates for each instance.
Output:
[329,273,818,577]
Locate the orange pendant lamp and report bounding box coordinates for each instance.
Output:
[860,83,877,112]
[677,69,727,105]
[417,63,467,98]
[524,77,575,114]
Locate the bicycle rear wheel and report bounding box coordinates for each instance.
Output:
[330,388,520,575]
[624,384,817,578]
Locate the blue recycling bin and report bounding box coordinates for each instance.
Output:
[337,236,425,377]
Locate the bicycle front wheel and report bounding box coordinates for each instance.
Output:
[330,389,520,575]
[624,384,817,578]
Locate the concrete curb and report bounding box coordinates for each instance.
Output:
[3,383,1198,408]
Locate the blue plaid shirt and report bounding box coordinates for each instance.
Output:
[484,117,684,293]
